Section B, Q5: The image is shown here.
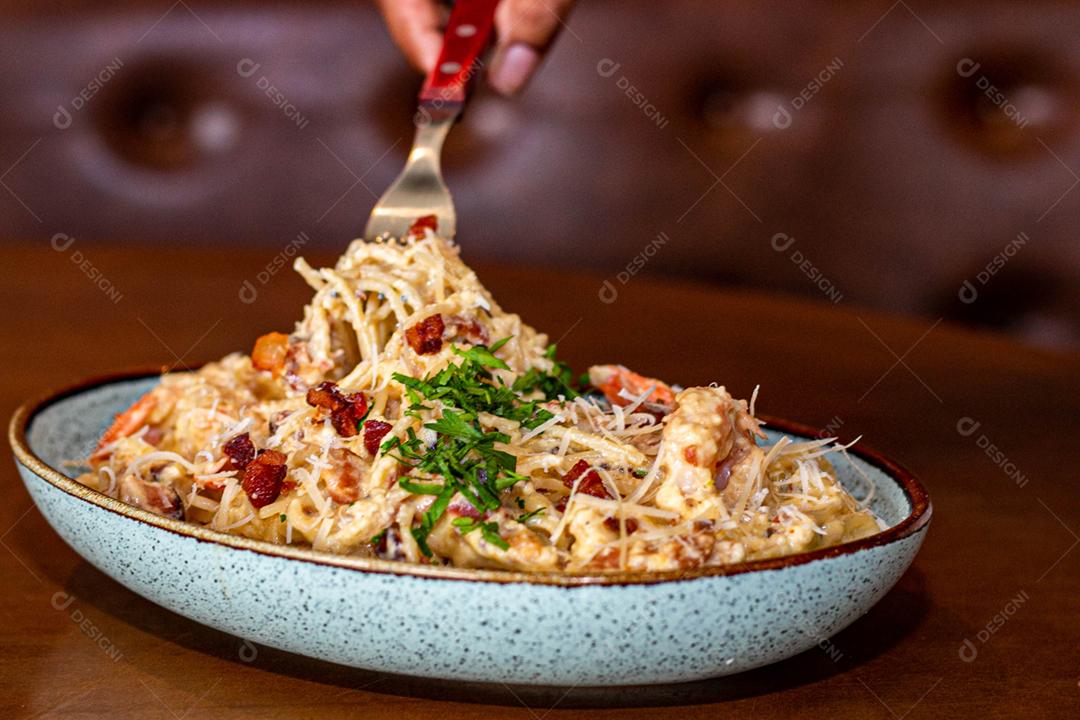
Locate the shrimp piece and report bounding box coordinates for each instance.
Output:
[92,392,158,461]
[654,386,764,520]
[588,365,676,408]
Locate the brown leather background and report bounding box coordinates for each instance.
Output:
[2,1,1078,348]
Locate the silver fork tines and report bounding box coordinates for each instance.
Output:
[364,112,457,241]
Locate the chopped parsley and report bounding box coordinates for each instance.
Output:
[512,344,579,401]
[451,517,510,550]
[382,340,576,556]
[516,507,544,524]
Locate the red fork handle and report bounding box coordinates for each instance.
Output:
[418,0,501,116]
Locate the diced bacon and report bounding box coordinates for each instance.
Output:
[306,381,368,438]
[603,517,639,534]
[252,332,289,375]
[407,214,438,239]
[223,432,256,470]
[242,450,287,509]
[363,420,393,456]
[405,314,445,355]
[562,459,609,499]
[330,403,366,438]
[305,382,341,411]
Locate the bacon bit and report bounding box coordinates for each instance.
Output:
[305,382,341,410]
[143,427,165,446]
[683,445,698,466]
[94,392,157,459]
[242,450,287,509]
[223,433,256,470]
[363,420,393,456]
[325,448,364,504]
[407,214,438,239]
[604,517,639,534]
[306,381,368,438]
[562,459,609,499]
[252,332,289,376]
[405,314,445,355]
[330,403,367,438]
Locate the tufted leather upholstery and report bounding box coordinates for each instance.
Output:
[2,1,1078,348]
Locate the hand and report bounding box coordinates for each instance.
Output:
[375,0,576,96]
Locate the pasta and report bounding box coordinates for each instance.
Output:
[79,219,882,572]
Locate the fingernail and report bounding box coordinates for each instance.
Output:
[419,35,442,74]
[489,43,540,96]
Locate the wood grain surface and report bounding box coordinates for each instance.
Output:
[1,240,1077,718]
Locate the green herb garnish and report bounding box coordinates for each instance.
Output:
[451,517,511,550]
[516,508,544,524]
[382,339,574,555]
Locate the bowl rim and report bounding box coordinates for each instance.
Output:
[9,368,932,587]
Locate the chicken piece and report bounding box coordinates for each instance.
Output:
[91,384,182,463]
[654,386,765,520]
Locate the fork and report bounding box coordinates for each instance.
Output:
[365,0,502,241]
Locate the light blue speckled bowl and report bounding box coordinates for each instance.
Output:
[10,372,931,686]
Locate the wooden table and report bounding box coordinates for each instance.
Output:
[2,241,1077,719]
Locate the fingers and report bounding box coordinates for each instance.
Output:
[377,0,577,97]
[376,0,443,73]
[489,0,576,96]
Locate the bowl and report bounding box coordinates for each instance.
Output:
[9,371,931,686]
